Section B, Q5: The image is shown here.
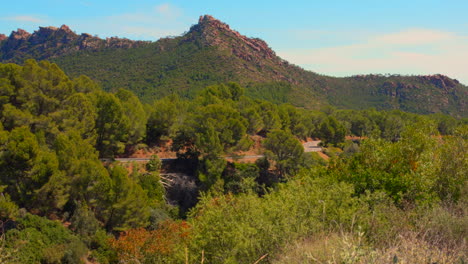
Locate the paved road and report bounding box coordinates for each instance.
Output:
[303,140,322,152]
[105,155,265,163]
[103,141,322,163]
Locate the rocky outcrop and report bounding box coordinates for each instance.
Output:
[380,81,419,98]
[0,34,7,42]
[419,74,458,92]
[2,29,31,51]
[0,25,149,61]
[187,15,278,63]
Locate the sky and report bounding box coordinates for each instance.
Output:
[1,0,468,84]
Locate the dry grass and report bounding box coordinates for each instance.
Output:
[372,232,466,264]
[273,230,466,264]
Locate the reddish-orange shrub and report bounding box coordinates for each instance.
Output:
[110,220,191,262]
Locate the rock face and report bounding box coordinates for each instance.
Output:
[186,15,279,64]
[419,74,459,92]
[0,34,8,42]
[0,25,149,62]
[380,81,418,98]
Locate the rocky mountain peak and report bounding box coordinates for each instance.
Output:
[59,24,73,33]
[198,15,220,24]
[419,74,459,92]
[36,25,76,37]
[0,34,6,42]
[0,25,149,61]
[196,15,232,31]
[10,29,31,40]
[188,15,278,63]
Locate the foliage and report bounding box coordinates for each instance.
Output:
[263,129,304,177]
[4,214,87,264]
[69,202,101,245]
[146,94,185,144]
[93,91,129,157]
[319,116,346,146]
[33,26,468,117]
[109,220,191,264]
[329,121,467,206]
[223,162,260,194]
[186,174,363,263]
[0,126,62,209]
[0,60,465,263]
[145,154,162,172]
[115,88,147,145]
[0,186,18,220]
[104,165,150,232]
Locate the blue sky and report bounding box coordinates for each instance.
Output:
[2,0,468,84]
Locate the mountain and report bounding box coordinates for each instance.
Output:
[0,15,466,117]
[0,25,149,61]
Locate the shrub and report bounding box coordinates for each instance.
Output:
[4,214,87,263]
[186,173,363,263]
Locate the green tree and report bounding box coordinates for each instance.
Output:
[263,129,304,177]
[115,88,147,144]
[0,127,62,209]
[4,214,87,264]
[0,186,18,220]
[53,93,97,141]
[223,163,260,194]
[335,121,440,205]
[380,114,404,142]
[105,166,150,232]
[319,116,346,146]
[93,92,129,157]
[53,131,111,215]
[70,202,100,245]
[258,101,281,133]
[434,125,468,202]
[146,95,185,144]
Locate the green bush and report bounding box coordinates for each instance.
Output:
[4,214,87,263]
[186,173,363,263]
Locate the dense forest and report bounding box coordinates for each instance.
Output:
[0,60,466,263]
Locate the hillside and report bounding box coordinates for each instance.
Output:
[0,15,466,116]
[0,43,466,264]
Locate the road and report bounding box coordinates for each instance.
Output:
[302,140,322,152]
[103,141,322,163]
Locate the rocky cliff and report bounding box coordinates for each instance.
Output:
[186,15,278,63]
[0,25,149,62]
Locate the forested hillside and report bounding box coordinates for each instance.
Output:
[1,15,466,117]
[0,60,466,263]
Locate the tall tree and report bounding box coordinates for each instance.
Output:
[319,116,346,146]
[0,127,63,209]
[115,88,147,145]
[105,166,150,232]
[93,91,129,157]
[263,129,304,177]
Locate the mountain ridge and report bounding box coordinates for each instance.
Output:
[0,15,466,117]
[0,24,149,61]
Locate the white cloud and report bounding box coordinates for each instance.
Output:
[4,15,46,23]
[73,4,189,41]
[155,3,181,18]
[278,28,468,85]
[374,28,455,45]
